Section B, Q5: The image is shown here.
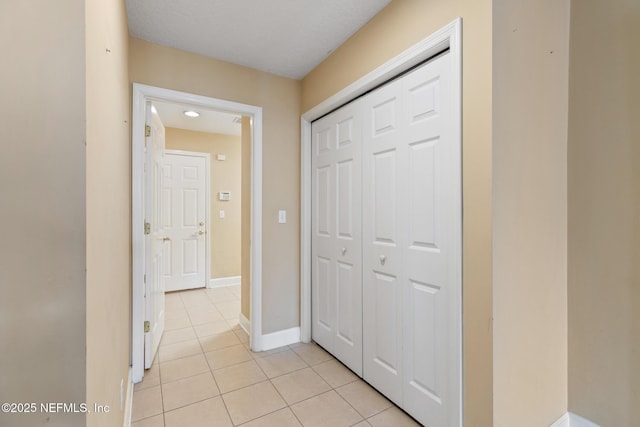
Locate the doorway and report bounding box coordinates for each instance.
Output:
[131,84,265,383]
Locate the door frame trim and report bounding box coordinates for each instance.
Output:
[132,84,264,382]
[300,18,462,424]
[164,149,212,290]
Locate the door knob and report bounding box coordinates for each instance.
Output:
[341,248,347,256]
[379,255,386,265]
[199,221,205,226]
[198,230,205,235]
[162,236,171,242]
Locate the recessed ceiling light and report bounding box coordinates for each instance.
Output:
[184,110,200,118]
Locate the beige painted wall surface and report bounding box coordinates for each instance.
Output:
[0,1,87,426]
[165,128,242,280]
[86,0,131,426]
[301,1,493,424]
[492,1,570,426]
[568,0,640,425]
[241,117,252,319]
[130,38,301,333]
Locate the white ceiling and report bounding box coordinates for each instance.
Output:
[126,0,392,79]
[153,100,241,136]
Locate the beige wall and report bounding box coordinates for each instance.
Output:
[492,1,570,425]
[130,38,302,333]
[0,1,87,426]
[165,128,242,280]
[86,0,131,426]
[302,1,493,424]
[568,0,640,425]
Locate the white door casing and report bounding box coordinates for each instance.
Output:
[163,151,209,292]
[132,84,264,384]
[144,102,166,369]
[311,100,363,375]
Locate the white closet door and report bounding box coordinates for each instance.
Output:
[311,101,363,375]
[400,53,458,427]
[361,76,405,405]
[363,52,459,426]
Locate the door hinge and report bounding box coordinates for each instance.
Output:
[144,321,150,333]
[143,274,146,284]
[145,124,151,137]
[144,221,151,235]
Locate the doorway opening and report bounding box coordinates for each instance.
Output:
[131,84,264,383]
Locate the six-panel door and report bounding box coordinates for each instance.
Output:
[311,52,460,427]
[311,100,363,376]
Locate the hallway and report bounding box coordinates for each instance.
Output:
[131,288,419,426]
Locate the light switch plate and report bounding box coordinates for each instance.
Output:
[219,210,225,218]
[278,210,286,224]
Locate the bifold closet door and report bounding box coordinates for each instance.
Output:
[362,52,458,426]
[311,101,363,376]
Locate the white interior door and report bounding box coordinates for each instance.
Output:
[362,52,458,426]
[400,54,458,427]
[162,151,208,292]
[361,75,405,405]
[144,102,166,369]
[311,100,363,375]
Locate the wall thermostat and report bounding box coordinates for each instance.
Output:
[219,192,231,201]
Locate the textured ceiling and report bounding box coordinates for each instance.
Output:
[153,100,241,136]
[126,0,392,79]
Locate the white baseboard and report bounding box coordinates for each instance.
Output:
[551,412,600,427]
[123,367,133,427]
[261,326,301,351]
[239,312,250,335]
[208,276,241,288]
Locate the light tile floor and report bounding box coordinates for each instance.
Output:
[132,287,420,427]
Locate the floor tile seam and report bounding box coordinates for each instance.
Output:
[162,393,223,416]
[158,350,204,366]
[289,389,365,425]
[158,369,217,389]
[256,362,310,381]
[202,348,226,395]
[307,364,360,390]
[159,337,198,347]
[158,348,205,364]
[334,384,389,421]
[159,367,212,385]
[324,388,366,425]
[232,404,294,427]
[197,334,243,353]
[218,378,273,398]
[274,378,333,407]
[186,309,221,319]
[208,356,255,373]
[195,329,239,340]
[256,359,311,380]
[230,377,290,425]
[130,412,162,426]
